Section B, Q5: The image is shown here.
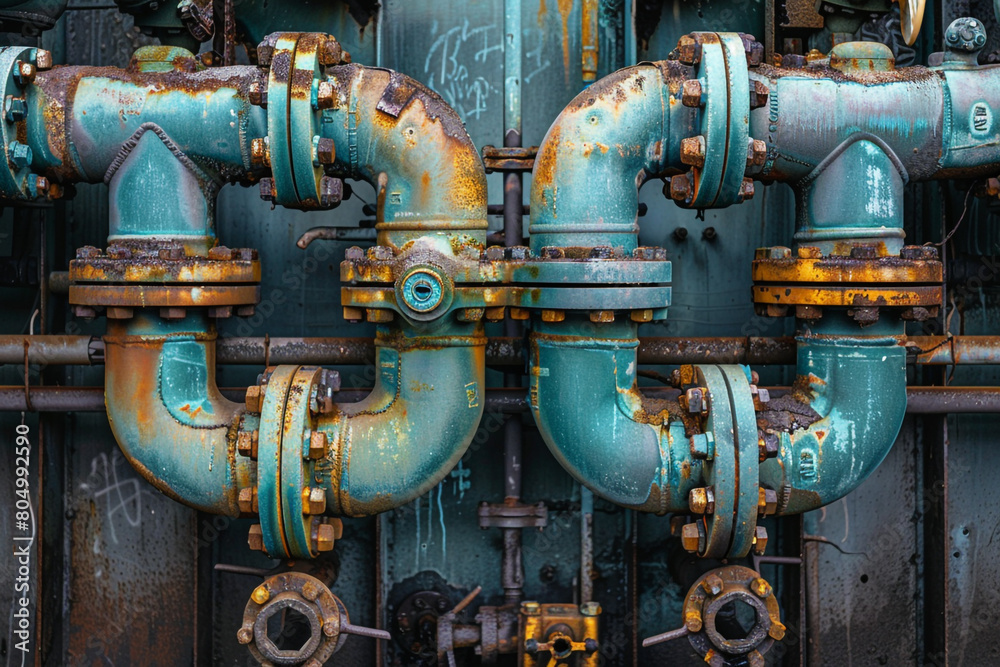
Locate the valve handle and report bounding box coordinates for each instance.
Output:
[340,622,391,641]
[642,625,690,648]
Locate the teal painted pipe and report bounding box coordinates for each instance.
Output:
[104,310,252,516]
[528,60,696,252]
[758,316,907,515]
[316,321,486,516]
[321,64,488,250]
[529,316,700,514]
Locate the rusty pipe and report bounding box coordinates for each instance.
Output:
[321,64,488,249]
[102,311,252,515]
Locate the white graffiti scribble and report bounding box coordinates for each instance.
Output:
[79,450,148,544]
[424,19,502,120]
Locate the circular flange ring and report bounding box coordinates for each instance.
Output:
[257,364,299,558]
[240,572,350,666]
[694,365,736,558]
[717,364,760,558]
[279,365,325,558]
[0,46,42,200]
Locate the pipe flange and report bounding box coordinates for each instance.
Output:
[683,566,784,667]
[239,572,350,666]
[680,365,760,559]
[752,245,943,323]
[69,242,261,316]
[0,45,56,202]
[670,32,750,209]
[265,33,341,210]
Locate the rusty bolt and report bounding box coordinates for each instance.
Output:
[76,245,101,259]
[248,80,267,107]
[237,429,259,458]
[850,307,880,325]
[323,620,339,637]
[901,306,935,321]
[316,522,337,551]
[900,245,939,260]
[580,601,602,616]
[259,177,274,202]
[316,80,335,110]
[250,137,270,167]
[680,135,706,168]
[756,246,791,259]
[208,245,234,260]
[684,609,703,632]
[236,627,253,645]
[4,95,26,122]
[320,176,343,207]
[752,525,769,555]
[15,61,35,84]
[758,431,779,460]
[769,620,787,641]
[34,49,52,70]
[849,245,878,259]
[749,79,769,109]
[301,581,319,602]
[750,576,772,598]
[589,246,614,259]
[238,487,255,514]
[251,583,270,604]
[158,246,184,260]
[316,137,335,164]
[680,522,702,553]
[541,309,565,323]
[590,310,615,323]
[247,524,264,551]
[510,307,530,320]
[485,306,506,321]
[748,650,765,667]
[159,307,187,320]
[690,431,717,458]
[106,244,131,259]
[797,245,822,259]
[634,246,667,260]
[681,79,703,107]
[8,140,32,169]
[256,39,275,67]
[520,601,541,616]
[739,33,765,66]
[345,245,364,260]
[689,486,715,514]
[318,37,345,66]
[685,387,706,414]
[747,138,767,167]
[540,246,565,259]
[485,245,505,260]
[73,306,97,320]
[676,35,701,65]
[702,573,725,596]
[308,430,327,459]
[739,178,755,201]
[508,245,531,260]
[105,307,133,320]
[303,487,327,515]
[245,385,263,413]
[980,177,1000,198]
[796,305,822,320]
[668,172,693,203]
[630,309,653,323]
[758,488,778,516]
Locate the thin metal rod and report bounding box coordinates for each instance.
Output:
[641,626,689,648]
[6,386,1000,414]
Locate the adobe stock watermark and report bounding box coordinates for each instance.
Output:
[10,421,36,662]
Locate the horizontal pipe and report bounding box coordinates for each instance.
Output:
[4,386,997,415]
[12,335,1000,368]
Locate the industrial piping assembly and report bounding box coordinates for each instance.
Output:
[2,7,1000,666]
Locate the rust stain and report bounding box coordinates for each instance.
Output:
[538,0,547,26]
[558,0,573,85]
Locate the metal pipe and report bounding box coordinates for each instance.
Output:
[6,385,1000,414]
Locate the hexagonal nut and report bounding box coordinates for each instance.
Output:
[748,138,767,167]
[308,430,328,459]
[589,310,615,323]
[238,486,256,514]
[248,80,267,107]
[755,246,791,260]
[34,49,52,70]
[849,245,878,259]
[76,245,101,259]
[316,80,335,110]
[589,245,614,259]
[758,431,779,460]
[247,524,264,551]
[752,525,769,555]
[4,95,26,122]
[849,306,880,325]
[245,385,263,413]
[236,429,259,459]
[250,137,270,167]
[758,487,778,516]
[16,60,36,84]
[318,37,345,66]
[684,609,703,632]
[685,387,705,414]
[580,601,602,616]
[680,522,702,553]
[316,137,335,164]
[681,79,703,107]
[749,79,769,109]
[208,245,234,260]
[507,245,531,260]
[8,141,32,169]
[668,172,692,203]
[676,35,701,65]
[769,620,787,641]
[369,245,394,261]
[900,244,939,261]
[634,246,667,260]
[345,245,365,261]
[259,177,275,201]
[797,245,822,259]
[750,576,772,598]
[688,486,715,514]
[303,487,327,515]
[319,175,343,208]
[701,573,724,596]
[740,33,764,66]
[795,305,823,321]
[680,135,706,168]
[316,522,337,551]
[738,178,755,201]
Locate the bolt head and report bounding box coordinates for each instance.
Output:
[248,80,267,107]
[316,522,337,551]
[580,601,602,616]
[237,627,253,644]
[676,35,701,65]
[680,522,702,553]
[238,487,255,514]
[739,178,755,202]
[520,601,540,616]
[668,172,692,203]
[308,430,328,459]
[9,141,32,169]
[751,576,772,598]
[849,245,878,259]
[245,385,263,413]
[34,49,52,70]
[316,80,335,111]
[259,177,274,202]
[319,175,343,208]
[4,95,26,122]
[247,524,264,551]
[748,138,767,167]
[752,525,769,555]
[680,135,706,168]
[684,609,703,632]
[16,61,35,84]
[689,486,715,514]
[681,79,703,107]
[758,487,778,516]
[250,137,270,167]
[749,79,769,109]
[208,245,234,260]
[251,584,270,604]
[304,487,327,515]
[316,137,335,164]
[702,573,724,596]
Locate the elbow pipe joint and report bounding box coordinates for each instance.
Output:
[239,322,486,559]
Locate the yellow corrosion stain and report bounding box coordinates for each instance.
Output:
[558,0,573,85]
[538,0,547,25]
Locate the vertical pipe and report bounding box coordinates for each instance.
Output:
[580,486,594,604]
[581,0,599,82]
[501,0,525,608]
